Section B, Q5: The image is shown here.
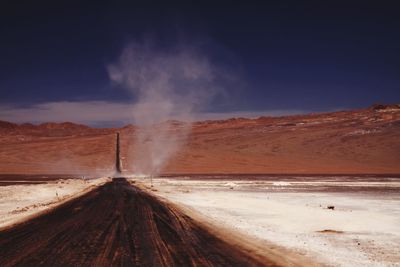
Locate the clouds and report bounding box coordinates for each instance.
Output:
[0,101,133,127]
[0,100,314,126]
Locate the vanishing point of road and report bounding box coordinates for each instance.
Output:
[0,178,280,267]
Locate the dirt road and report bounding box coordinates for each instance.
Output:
[0,178,279,266]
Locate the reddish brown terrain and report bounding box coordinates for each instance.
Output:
[1,104,399,175]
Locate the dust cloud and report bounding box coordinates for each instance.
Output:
[108,41,235,175]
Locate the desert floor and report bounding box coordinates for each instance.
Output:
[1,175,399,266]
[136,175,400,267]
[0,175,110,229]
[0,177,297,267]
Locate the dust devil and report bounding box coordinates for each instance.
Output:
[115,132,122,175]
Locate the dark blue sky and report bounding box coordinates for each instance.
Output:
[1,1,399,124]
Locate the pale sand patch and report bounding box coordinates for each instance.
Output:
[140,178,400,267]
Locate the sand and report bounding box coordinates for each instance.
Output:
[1,175,399,266]
[141,177,400,267]
[0,177,110,229]
[1,178,281,267]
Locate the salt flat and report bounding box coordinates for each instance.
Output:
[143,176,400,267]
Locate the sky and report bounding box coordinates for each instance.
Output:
[0,1,399,126]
